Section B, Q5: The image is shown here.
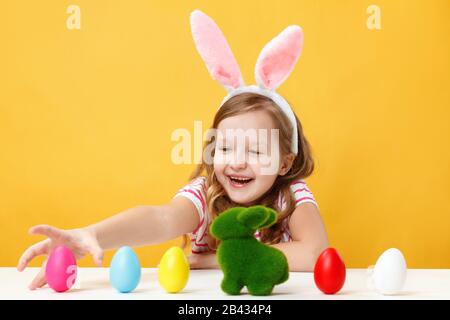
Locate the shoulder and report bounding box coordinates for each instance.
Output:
[174,176,208,218]
[177,176,207,194]
[188,176,208,190]
[289,179,318,208]
[289,179,309,192]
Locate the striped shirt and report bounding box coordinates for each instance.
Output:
[173,176,318,254]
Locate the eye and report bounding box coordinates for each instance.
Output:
[249,149,261,155]
[219,147,230,152]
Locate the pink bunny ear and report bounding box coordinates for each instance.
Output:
[255,25,304,90]
[190,10,244,91]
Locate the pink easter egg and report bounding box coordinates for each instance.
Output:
[45,246,77,292]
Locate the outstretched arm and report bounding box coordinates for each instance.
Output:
[87,196,199,250]
[18,196,199,289]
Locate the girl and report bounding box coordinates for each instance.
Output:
[17,10,328,289]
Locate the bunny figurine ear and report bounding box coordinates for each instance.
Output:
[255,25,304,90]
[190,10,244,91]
[237,206,277,230]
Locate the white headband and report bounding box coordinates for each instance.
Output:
[190,10,304,155]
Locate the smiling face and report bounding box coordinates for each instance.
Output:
[213,109,294,206]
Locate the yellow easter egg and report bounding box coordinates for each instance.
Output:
[157,246,190,293]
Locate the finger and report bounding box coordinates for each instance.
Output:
[17,241,49,272]
[29,266,47,290]
[29,225,65,240]
[89,245,104,267]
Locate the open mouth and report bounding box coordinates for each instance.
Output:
[227,175,254,188]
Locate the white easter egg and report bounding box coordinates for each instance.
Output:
[373,248,407,295]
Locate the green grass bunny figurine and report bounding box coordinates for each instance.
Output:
[210,205,289,296]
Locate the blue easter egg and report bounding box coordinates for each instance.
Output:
[109,246,141,293]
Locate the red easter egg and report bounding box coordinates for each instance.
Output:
[314,248,346,294]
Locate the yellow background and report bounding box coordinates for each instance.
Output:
[1,0,449,269]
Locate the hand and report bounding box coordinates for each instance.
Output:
[188,252,219,270]
[17,225,103,290]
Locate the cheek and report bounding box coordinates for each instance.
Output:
[248,162,277,182]
[249,155,282,176]
[213,150,228,168]
[253,174,278,194]
[213,161,226,178]
[256,173,277,184]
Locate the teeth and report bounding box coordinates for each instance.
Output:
[230,176,251,181]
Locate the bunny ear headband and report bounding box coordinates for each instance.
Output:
[190,9,304,155]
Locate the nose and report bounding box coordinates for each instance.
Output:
[228,149,247,170]
[229,161,247,171]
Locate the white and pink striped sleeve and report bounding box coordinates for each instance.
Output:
[173,176,211,253]
[173,177,207,221]
[290,180,319,209]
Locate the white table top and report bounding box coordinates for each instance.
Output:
[1,268,449,300]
